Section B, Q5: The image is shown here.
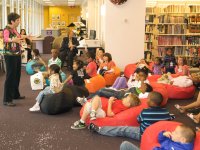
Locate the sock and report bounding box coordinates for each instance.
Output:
[80,119,85,124]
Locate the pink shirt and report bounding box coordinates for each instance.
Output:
[175,65,190,76]
[4,28,20,42]
[86,61,97,77]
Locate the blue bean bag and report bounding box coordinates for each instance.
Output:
[26,60,46,75]
[45,71,67,86]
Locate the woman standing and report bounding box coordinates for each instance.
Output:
[3,13,25,106]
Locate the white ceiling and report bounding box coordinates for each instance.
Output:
[40,0,86,6]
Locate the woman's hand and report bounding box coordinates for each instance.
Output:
[12,37,23,44]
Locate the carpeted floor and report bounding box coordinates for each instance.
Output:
[0,54,199,150]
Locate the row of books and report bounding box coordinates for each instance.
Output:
[159,16,185,23]
[145,25,154,33]
[145,34,153,42]
[158,36,184,45]
[157,47,200,57]
[159,24,186,34]
[186,36,200,45]
[159,5,188,13]
[144,43,152,51]
[189,6,200,13]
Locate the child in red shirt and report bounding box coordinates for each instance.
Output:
[98,53,116,76]
[86,52,97,78]
[71,93,141,129]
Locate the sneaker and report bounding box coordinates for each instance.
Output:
[3,102,16,107]
[29,103,40,112]
[90,111,96,120]
[71,120,86,129]
[76,97,87,105]
[88,123,100,133]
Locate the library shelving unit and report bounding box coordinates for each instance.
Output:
[145,4,200,65]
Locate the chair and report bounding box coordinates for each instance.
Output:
[43,36,55,54]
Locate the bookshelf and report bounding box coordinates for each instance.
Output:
[145,4,200,65]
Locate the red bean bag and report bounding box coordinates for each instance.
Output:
[80,97,148,127]
[104,67,121,86]
[141,121,200,150]
[148,74,179,83]
[166,84,196,100]
[85,75,106,93]
[151,82,168,106]
[124,64,137,78]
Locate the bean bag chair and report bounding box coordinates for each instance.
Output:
[85,75,106,93]
[40,92,73,115]
[141,121,200,150]
[46,71,67,86]
[26,60,46,75]
[124,64,137,78]
[40,86,89,115]
[104,67,121,86]
[151,82,168,106]
[166,84,196,100]
[80,97,148,127]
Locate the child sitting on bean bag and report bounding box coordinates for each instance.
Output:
[71,93,140,129]
[157,73,193,88]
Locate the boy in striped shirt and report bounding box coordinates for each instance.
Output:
[89,91,175,140]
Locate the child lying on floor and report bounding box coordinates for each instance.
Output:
[120,124,196,150]
[157,73,193,87]
[71,93,141,129]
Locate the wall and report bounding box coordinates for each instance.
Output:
[104,0,146,69]
[43,6,81,29]
[43,6,49,29]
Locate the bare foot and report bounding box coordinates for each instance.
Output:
[193,115,200,124]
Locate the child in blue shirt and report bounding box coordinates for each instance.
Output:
[119,124,195,150]
[162,48,177,74]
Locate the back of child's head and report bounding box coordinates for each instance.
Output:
[99,48,105,53]
[32,49,40,56]
[145,83,153,92]
[148,91,163,106]
[127,93,141,107]
[103,53,112,62]
[73,59,84,70]
[49,64,60,74]
[154,57,162,65]
[49,64,62,82]
[0,29,3,32]
[86,51,95,60]
[177,124,196,143]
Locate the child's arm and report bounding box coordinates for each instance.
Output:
[107,97,116,117]
[63,75,73,85]
[38,57,47,67]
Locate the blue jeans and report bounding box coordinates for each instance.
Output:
[120,141,140,150]
[36,86,53,103]
[98,126,140,140]
[87,88,125,100]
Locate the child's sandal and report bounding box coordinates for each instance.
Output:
[174,104,185,113]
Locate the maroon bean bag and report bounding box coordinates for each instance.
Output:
[141,121,200,150]
[80,97,148,127]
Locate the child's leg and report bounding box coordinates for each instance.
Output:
[181,92,200,110]
[120,141,140,150]
[35,86,52,103]
[112,77,121,89]
[114,77,128,90]
[91,95,101,111]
